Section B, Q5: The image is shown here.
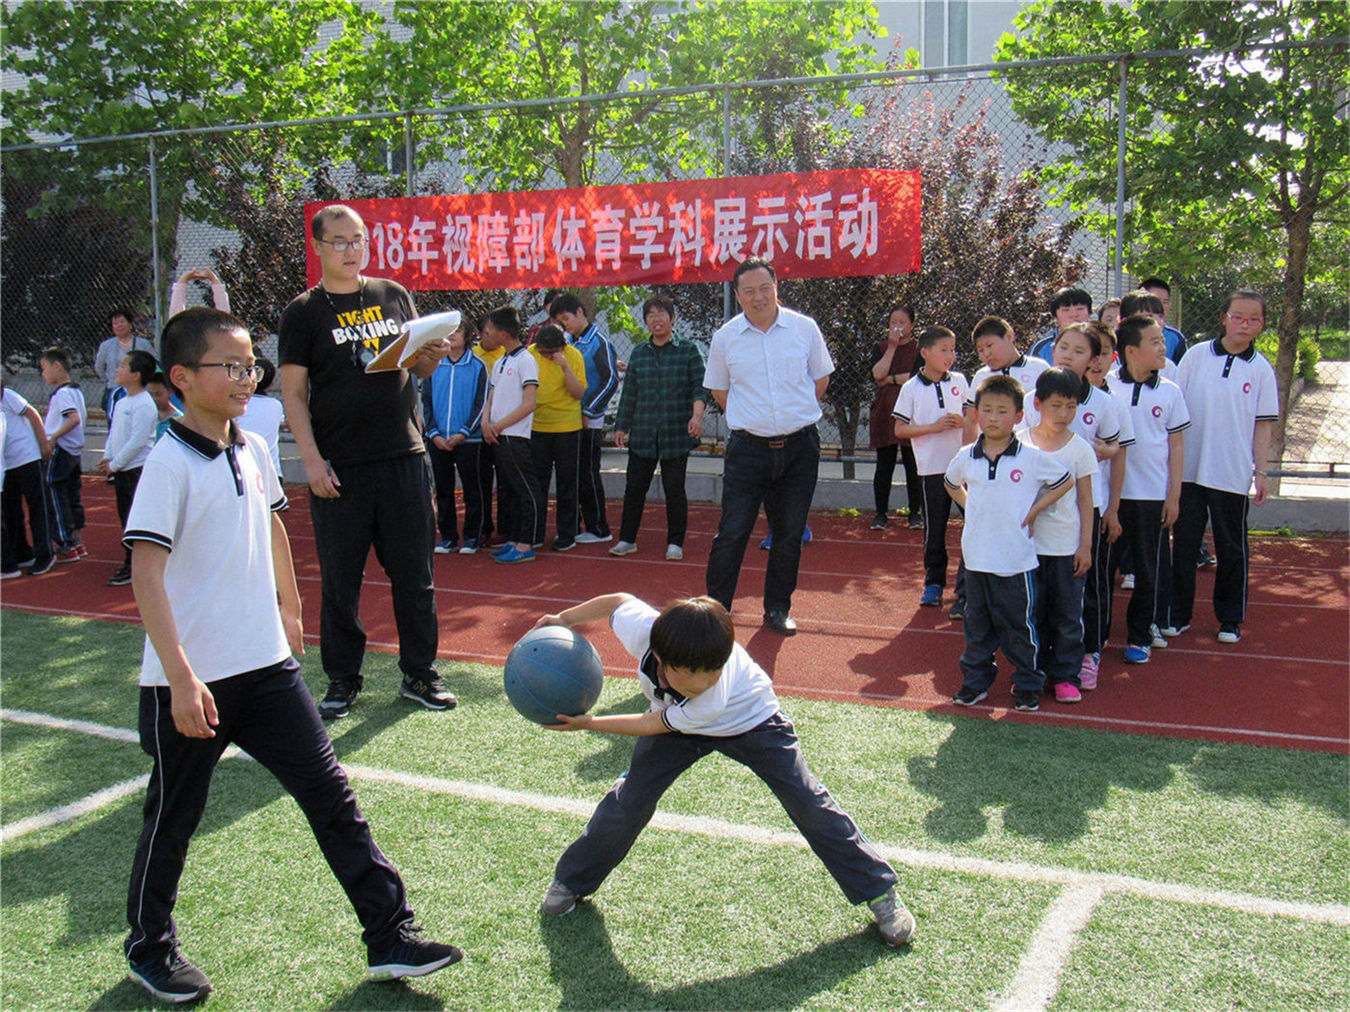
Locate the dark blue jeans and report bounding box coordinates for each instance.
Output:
[706,426,819,615]
[553,712,897,905]
[125,658,414,963]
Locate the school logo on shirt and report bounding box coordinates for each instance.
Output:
[1010,469,1024,483]
[1152,405,1163,418]
[951,385,960,397]
[1082,412,1095,425]
[255,472,265,494]
[1243,381,1252,394]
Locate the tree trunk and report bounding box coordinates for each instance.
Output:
[1272,200,1313,491]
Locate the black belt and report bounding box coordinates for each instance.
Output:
[733,425,814,449]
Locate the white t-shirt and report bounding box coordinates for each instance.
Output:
[610,597,779,737]
[944,436,1071,576]
[1175,338,1280,495]
[967,355,1049,410]
[1109,371,1191,501]
[1023,381,1126,510]
[124,423,291,686]
[44,384,87,455]
[103,389,157,472]
[704,306,834,437]
[892,370,970,475]
[2,389,42,470]
[1016,428,1098,556]
[238,392,286,477]
[1093,379,1135,512]
[489,346,539,439]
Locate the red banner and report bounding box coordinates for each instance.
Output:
[304,169,920,290]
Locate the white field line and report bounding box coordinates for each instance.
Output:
[3,707,1347,930]
[993,882,1105,1012]
[0,774,148,844]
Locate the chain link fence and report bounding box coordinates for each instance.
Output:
[3,49,1346,481]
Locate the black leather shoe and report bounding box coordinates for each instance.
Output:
[763,611,798,636]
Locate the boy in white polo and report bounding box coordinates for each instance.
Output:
[946,375,1072,712]
[1166,290,1278,644]
[480,305,542,565]
[893,326,970,611]
[964,315,1049,436]
[1108,314,1190,664]
[533,591,915,948]
[121,308,460,1004]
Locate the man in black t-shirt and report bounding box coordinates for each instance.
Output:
[280,204,454,719]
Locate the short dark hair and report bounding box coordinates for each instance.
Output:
[643,295,676,321]
[111,308,135,326]
[311,203,363,240]
[40,347,72,372]
[732,257,775,288]
[1221,288,1266,320]
[542,288,567,310]
[124,349,159,389]
[146,369,170,389]
[1091,320,1116,351]
[1035,366,1081,403]
[974,373,1024,411]
[1139,277,1170,294]
[888,300,916,322]
[161,307,248,395]
[485,305,523,340]
[649,596,736,673]
[972,316,1013,342]
[1120,290,1164,318]
[533,324,566,351]
[917,326,955,350]
[1096,298,1121,321]
[1055,322,1102,358]
[1115,313,1157,351]
[1049,286,1092,315]
[254,356,277,394]
[549,293,585,318]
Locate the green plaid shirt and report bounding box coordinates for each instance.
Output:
[613,335,709,459]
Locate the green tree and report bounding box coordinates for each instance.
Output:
[995,0,1350,467]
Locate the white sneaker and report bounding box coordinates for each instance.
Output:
[1150,624,1168,648]
[575,531,612,544]
[609,541,637,556]
[1121,573,1136,590]
[665,544,683,561]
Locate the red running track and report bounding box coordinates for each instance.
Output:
[3,481,1346,753]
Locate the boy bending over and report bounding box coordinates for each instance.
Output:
[535,592,915,947]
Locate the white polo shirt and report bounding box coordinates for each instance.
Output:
[1016,428,1098,556]
[611,597,779,737]
[44,384,87,454]
[704,305,834,437]
[966,355,1049,410]
[944,435,1071,576]
[1176,338,1279,495]
[892,370,970,475]
[1094,378,1135,512]
[489,345,539,439]
[1109,369,1190,501]
[123,422,291,687]
[2,389,42,470]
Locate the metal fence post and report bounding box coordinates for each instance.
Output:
[1114,55,1128,299]
[722,84,732,322]
[404,111,415,197]
[148,136,162,350]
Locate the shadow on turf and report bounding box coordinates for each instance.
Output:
[572,691,645,783]
[540,903,898,1010]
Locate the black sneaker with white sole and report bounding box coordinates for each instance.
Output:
[952,686,987,706]
[1014,690,1041,712]
[107,565,132,586]
[401,673,457,710]
[367,925,463,980]
[129,946,212,1003]
[319,677,360,720]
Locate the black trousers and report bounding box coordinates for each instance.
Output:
[873,443,922,518]
[554,713,897,906]
[428,441,486,545]
[618,452,690,547]
[1035,554,1086,685]
[1,459,54,570]
[124,658,414,963]
[531,429,581,544]
[959,570,1042,694]
[112,467,142,569]
[1171,482,1249,627]
[577,427,611,537]
[46,446,85,550]
[308,453,438,683]
[920,474,966,598]
[1082,509,1115,654]
[1113,499,1172,647]
[706,426,819,615]
[493,435,543,546]
[476,442,499,540]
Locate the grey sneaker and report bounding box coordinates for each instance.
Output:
[540,879,581,916]
[319,678,360,720]
[609,540,638,556]
[401,673,457,711]
[664,544,683,560]
[868,888,915,946]
[575,531,612,544]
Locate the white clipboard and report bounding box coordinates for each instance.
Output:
[364,310,462,372]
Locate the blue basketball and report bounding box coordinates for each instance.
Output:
[504,625,605,724]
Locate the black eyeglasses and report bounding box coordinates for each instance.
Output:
[317,237,368,252]
[196,362,264,383]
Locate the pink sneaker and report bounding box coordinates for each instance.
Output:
[1053,681,1082,704]
[1079,652,1100,691]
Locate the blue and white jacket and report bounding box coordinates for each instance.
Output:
[421,350,487,443]
[569,322,619,421]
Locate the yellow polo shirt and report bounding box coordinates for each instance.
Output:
[529,345,586,433]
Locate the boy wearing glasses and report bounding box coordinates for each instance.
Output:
[122,308,461,1003]
[279,204,453,720]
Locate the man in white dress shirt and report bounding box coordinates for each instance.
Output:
[703,258,834,636]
